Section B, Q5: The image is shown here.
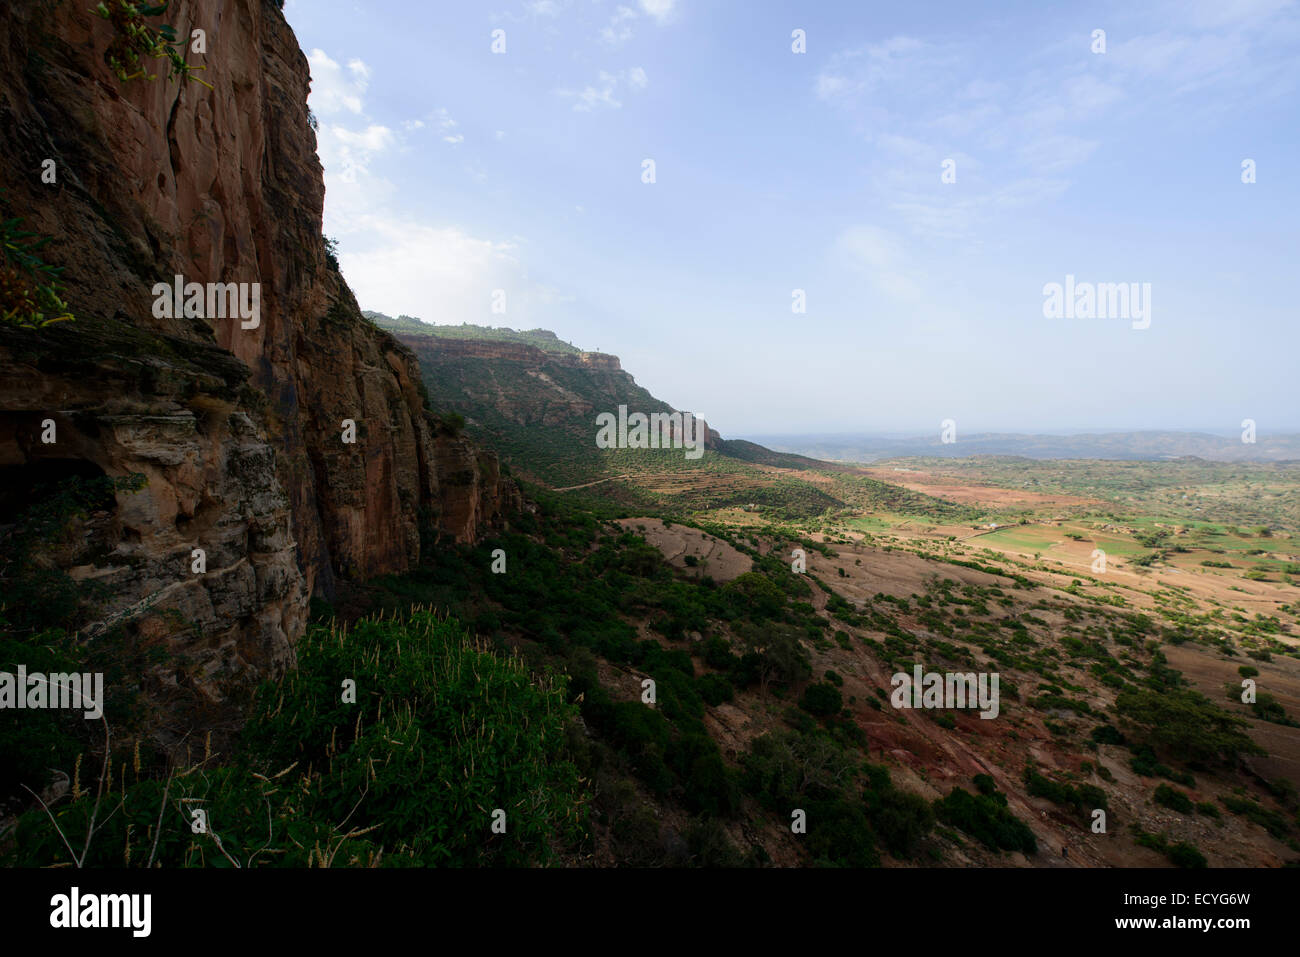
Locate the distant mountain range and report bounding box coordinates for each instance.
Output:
[366,313,1296,520]
[741,430,1300,463]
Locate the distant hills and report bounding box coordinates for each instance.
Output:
[364,316,1298,467]
[367,313,973,521]
[370,314,1297,524]
[743,430,1300,463]
[370,311,703,487]
[363,312,583,354]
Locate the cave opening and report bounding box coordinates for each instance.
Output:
[0,458,113,528]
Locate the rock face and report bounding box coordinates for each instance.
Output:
[395,331,720,442]
[0,0,517,740]
[383,323,722,491]
[424,338,624,372]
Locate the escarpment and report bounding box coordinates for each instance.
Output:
[0,0,518,739]
[408,337,625,372]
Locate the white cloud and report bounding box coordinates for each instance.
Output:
[305,48,561,332]
[340,220,521,324]
[837,225,922,302]
[320,124,396,183]
[307,49,368,115]
[346,58,370,83]
[568,75,622,110]
[330,125,395,152]
[309,49,396,193]
[1015,132,1098,173]
[337,216,575,331]
[600,5,638,45]
[560,68,648,111]
[638,0,677,22]
[814,36,930,102]
[1178,0,1293,30]
[427,107,466,145]
[814,74,847,99]
[309,47,402,233]
[535,284,577,305]
[599,1,676,45]
[1064,74,1124,113]
[812,24,1265,241]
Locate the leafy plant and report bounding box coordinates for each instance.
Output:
[7,612,591,866]
[0,192,74,328]
[94,1,213,89]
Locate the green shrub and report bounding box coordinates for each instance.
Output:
[1154,784,1195,814]
[1167,841,1208,868]
[866,786,934,859]
[803,798,880,867]
[702,636,738,671]
[1025,767,1108,814]
[698,673,734,706]
[668,733,739,817]
[799,682,843,718]
[1220,795,1291,838]
[1116,687,1261,764]
[933,786,1037,855]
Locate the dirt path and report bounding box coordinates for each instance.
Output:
[551,474,630,492]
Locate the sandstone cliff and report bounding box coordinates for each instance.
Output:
[377,322,721,493]
[393,330,718,442]
[0,0,518,738]
[420,337,625,372]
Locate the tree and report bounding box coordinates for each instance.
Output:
[737,622,810,695]
[799,682,843,718]
[1115,687,1262,764]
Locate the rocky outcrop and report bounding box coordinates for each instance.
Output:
[0,322,304,738]
[389,324,723,492]
[0,0,517,737]
[416,337,623,371]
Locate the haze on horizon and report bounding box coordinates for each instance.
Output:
[285,0,1300,436]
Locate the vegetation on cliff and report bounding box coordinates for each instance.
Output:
[365,312,583,354]
[93,0,212,88]
[0,192,74,329]
[3,613,588,867]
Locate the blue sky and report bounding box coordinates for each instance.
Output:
[284,0,1299,436]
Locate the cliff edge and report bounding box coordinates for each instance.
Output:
[0,0,518,743]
